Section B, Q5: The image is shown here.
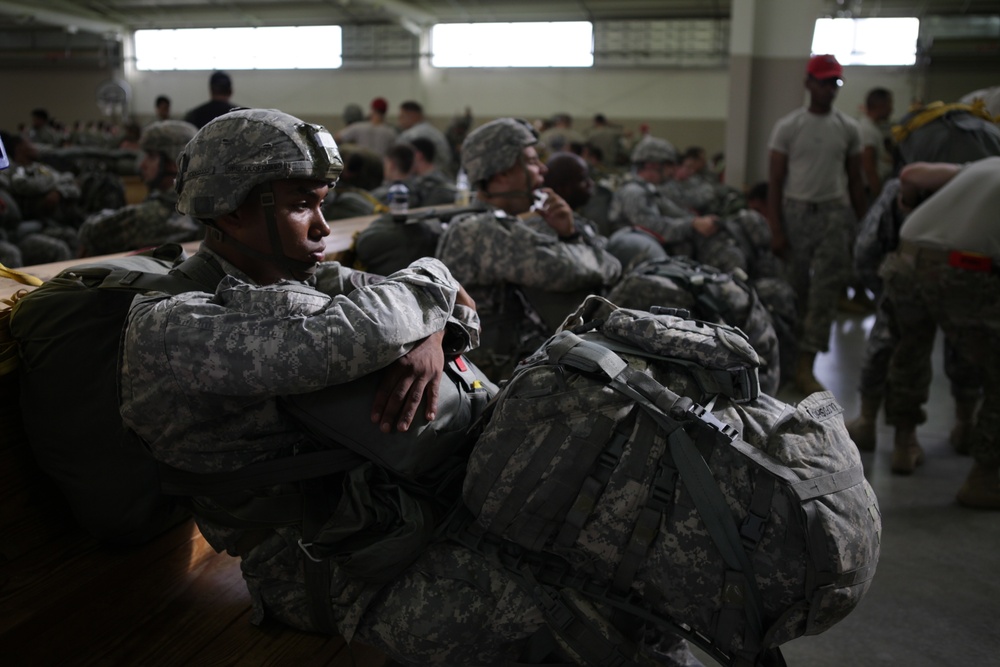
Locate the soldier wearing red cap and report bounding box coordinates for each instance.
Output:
[766,53,867,395]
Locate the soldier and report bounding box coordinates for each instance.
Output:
[77,120,202,257]
[880,157,1000,506]
[435,117,622,381]
[397,101,453,176]
[183,70,239,129]
[606,136,719,272]
[407,137,458,208]
[766,54,867,395]
[119,107,707,667]
[118,108,544,665]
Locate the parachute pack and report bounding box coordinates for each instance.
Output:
[460,296,881,667]
[9,245,226,544]
[607,256,782,395]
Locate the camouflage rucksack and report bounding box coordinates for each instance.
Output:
[607,256,781,395]
[461,297,881,667]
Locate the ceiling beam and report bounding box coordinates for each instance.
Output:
[0,0,125,36]
[347,0,438,35]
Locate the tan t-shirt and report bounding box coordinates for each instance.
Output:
[769,107,862,203]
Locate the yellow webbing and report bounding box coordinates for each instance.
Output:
[892,99,996,144]
[0,264,44,376]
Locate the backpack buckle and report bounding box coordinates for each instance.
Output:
[297,538,323,563]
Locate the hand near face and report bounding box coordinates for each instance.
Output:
[536,188,576,237]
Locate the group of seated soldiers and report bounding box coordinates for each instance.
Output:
[0,113,797,392]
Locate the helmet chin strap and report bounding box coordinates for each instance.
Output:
[207,183,319,280]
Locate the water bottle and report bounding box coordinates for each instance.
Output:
[388,181,409,221]
[454,170,470,206]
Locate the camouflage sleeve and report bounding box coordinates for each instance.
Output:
[610,183,694,244]
[313,259,479,352]
[79,198,186,256]
[123,256,466,398]
[436,212,621,292]
[854,178,902,292]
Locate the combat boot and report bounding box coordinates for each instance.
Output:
[794,351,826,395]
[846,393,881,452]
[949,399,978,456]
[956,462,1000,510]
[890,425,925,475]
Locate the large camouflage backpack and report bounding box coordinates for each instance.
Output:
[607,256,781,395]
[9,245,226,544]
[460,296,881,667]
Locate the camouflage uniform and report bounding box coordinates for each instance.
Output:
[120,246,554,664]
[854,179,981,404]
[77,189,202,256]
[780,199,855,353]
[882,158,1000,469]
[608,175,698,258]
[436,207,621,381]
[118,109,560,665]
[408,169,456,208]
[661,174,717,215]
[438,117,622,381]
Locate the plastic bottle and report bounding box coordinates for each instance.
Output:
[454,170,470,206]
[387,181,409,221]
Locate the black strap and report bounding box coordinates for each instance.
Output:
[157,449,362,497]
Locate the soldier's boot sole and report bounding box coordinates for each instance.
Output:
[956,463,1000,510]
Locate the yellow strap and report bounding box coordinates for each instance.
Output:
[0,263,44,287]
[892,99,996,144]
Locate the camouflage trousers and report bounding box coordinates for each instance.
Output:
[857,290,982,405]
[781,199,854,353]
[881,249,1000,466]
[355,540,699,666]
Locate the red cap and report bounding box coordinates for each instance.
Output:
[807,54,843,79]
[371,97,388,114]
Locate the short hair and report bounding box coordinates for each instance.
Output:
[155,95,171,107]
[209,71,232,96]
[593,113,607,124]
[386,143,415,174]
[747,181,768,202]
[399,100,423,115]
[409,137,436,163]
[682,146,706,161]
[31,108,49,121]
[865,87,892,110]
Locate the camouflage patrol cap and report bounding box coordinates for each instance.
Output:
[461,117,538,185]
[139,120,198,165]
[630,136,678,164]
[175,108,344,218]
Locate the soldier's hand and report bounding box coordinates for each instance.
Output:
[692,215,719,237]
[537,189,576,237]
[371,330,445,433]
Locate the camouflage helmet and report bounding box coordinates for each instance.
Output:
[461,117,538,186]
[630,136,678,165]
[139,120,198,164]
[175,108,344,218]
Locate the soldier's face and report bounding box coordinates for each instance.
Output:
[233,178,332,282]
[139,151,162,186]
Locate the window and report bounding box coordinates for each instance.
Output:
[812,18,919,66]
[134,26,342,70]
[431,22,593,68]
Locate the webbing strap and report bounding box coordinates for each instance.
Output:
[555,410,637,549]
[602,367,766,646]
[157,449,362,497]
